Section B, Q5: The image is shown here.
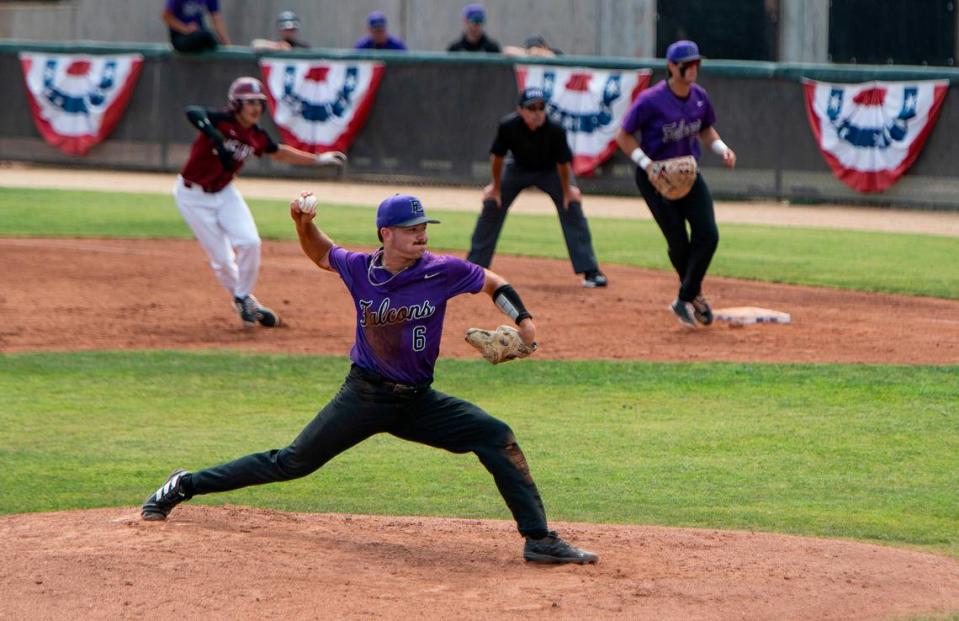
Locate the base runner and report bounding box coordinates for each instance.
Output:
[174,76,346,328]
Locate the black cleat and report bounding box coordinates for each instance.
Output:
[691,294,714,326]
[234,295,279,328]
[141,468,191,521]
[524,531,599,564]
[582,270,609,288]
[669,298,697,328]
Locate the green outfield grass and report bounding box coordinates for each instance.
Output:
[2,351,956,558]
[1,187,957,298]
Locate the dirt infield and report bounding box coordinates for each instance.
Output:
[3,167,959,618]
[2,237,958,363]
[3,506,959,621]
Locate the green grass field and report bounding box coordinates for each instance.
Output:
[1,352,956,558]
[1,187,958,297]
[1,185,957,562]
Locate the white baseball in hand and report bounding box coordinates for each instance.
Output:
[295,192,317,215]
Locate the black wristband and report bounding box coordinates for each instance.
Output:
[493,284,532,325]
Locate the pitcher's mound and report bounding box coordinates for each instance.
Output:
[3,505,958,620]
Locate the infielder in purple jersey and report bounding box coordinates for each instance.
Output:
[615,40,737,328]
[141,193,598,565]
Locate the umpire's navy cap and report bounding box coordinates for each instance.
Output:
[377,194,441,229]
[518,87,546,107]
[666,40,702,63]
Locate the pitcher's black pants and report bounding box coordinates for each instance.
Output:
[636,170,719,302]
[186,365,550,538]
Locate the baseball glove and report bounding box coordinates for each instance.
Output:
[465,325,537,364]
[648,155,697,200]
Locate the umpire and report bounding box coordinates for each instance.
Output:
[467,87,608,288]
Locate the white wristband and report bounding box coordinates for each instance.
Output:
[630,147,652,171]
[711,139,730,157]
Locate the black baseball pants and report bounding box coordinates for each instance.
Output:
[170,29,219,53]
[467,164,599,274]
[636,170,719,302]
[187,365,550,538]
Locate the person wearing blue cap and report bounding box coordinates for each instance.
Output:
[447,3,501,52]
[140,190,598,566]
[355,10,407,50]
[467,87,608,288]
[615,39,737,328]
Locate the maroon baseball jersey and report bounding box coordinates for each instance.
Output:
[180,109,278,192]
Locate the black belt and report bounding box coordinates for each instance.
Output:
[183,179,218,193]
[351,365,431,395]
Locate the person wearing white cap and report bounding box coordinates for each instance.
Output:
[252,10,310,51]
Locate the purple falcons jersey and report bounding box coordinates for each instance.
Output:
[328,247,486,384]
[620,80,716,161]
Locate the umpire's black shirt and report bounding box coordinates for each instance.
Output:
[491,113,572,172]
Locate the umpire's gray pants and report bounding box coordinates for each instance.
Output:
[467,165,599,274]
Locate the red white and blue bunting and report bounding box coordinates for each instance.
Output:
[259,59,385,153]
[803,79,948,193]
[516,65,651,176]
[19,53,144,156]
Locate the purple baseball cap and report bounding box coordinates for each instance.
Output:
[463,3,485,23]
[368,10,387,29]
[666,40,702,63]
[376,194,441,229]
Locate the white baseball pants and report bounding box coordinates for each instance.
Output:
[173,175,260,300]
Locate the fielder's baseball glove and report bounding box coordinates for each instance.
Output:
[465,325,537,364]
[648,155,697,200]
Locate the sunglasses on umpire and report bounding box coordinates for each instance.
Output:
[523,102,546,111]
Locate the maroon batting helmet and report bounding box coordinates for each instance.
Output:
[227,77,268,111]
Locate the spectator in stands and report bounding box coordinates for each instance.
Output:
[354,11,407,50]
[162,0,231,53]
[447,3,501,53]
[504,35,562,57]
[252,10,310,51]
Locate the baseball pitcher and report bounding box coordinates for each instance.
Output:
[142,192,598,565]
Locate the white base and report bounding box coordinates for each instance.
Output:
[714,306,791,326]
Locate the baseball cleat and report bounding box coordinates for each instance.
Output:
[141,468,191,521]
[669,298,697,328]
[234,295,279,328]
[524,531,598,564]
[582,270,608,288]
[691,294,714,326]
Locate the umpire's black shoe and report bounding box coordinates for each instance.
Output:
[141,468,192,521]
[669,298,697,328]
[524,531,599,564]
[582,270,609,288]
[692,294,714,326]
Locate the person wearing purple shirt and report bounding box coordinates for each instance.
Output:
[140,192,598,565]
[354,11,407,51]
[615,40,737,328]
[162,0,231,53]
